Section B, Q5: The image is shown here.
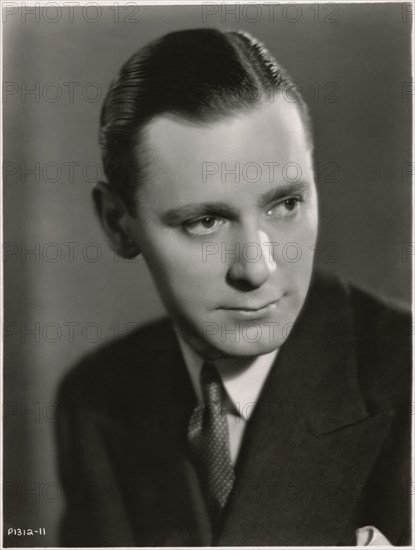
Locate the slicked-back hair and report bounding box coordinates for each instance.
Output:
[99,28,312,214]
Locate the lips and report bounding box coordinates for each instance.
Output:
[221,297,282,312]
[219,299,282,320]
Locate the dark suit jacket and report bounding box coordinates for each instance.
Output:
[56,270,412,546]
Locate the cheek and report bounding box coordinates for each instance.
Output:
[141,232,225,303]
[271,211,318,271]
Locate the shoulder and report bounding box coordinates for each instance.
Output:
[56,316,178,412]
[314,269,410,354]
[348,283,410,348]
[312,269,411,412]
[347,280,411,413]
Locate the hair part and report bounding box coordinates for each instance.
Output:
[99,28,312,214]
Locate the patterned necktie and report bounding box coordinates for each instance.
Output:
[187,362,235,522]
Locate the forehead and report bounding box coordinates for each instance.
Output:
[138,99,313,207]
[144,99,310,168]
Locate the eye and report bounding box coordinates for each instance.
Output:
[183,216,225,236]
[266,197,302,218]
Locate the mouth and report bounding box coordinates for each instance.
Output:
[220,297,283,318]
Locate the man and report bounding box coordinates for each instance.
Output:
[56,29,411,546]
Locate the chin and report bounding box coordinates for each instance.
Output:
[204,331,284,358]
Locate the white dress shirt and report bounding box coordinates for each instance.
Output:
[174,329,278,465]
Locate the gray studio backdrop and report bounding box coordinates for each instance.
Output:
[3,2,412,546]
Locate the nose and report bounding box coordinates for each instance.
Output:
[227,228,276,289]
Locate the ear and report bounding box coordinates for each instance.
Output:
[92,181,140,259]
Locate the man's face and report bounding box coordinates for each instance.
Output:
[130,99,318,359]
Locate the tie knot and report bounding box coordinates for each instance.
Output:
[201,361,221,385]
[200,362,225,409]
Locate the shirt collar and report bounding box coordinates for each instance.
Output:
[174,327,278,420]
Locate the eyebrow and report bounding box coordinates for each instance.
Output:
[160,181,309,225]
[257,181,309,209]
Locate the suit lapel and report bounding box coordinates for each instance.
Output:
[97,322,212,546]
[152,344,212,547]
[218,272,393,545]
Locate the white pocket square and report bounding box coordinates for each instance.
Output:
[355,526,392,546]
